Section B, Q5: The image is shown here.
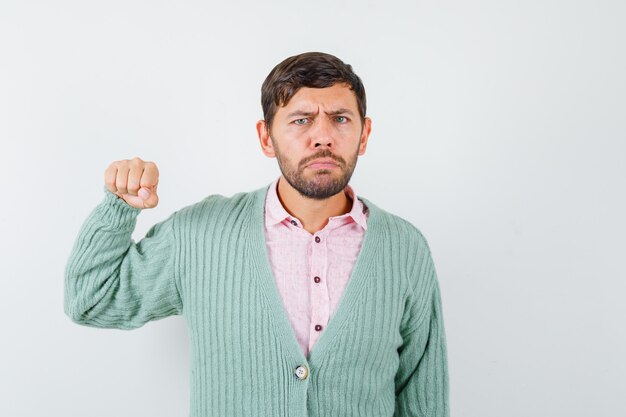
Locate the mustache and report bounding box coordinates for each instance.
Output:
[300,151,345,168]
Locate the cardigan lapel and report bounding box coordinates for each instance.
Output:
[247,182,383,364]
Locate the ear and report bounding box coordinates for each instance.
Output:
[256,120,276,158]
[358,117,372,156]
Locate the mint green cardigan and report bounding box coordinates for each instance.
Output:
[64,183,449,417]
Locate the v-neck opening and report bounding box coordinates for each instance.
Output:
[247,182,382,365]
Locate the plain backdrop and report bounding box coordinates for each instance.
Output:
[1,1,624,416]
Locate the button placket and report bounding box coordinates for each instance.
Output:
[309,231,330,351]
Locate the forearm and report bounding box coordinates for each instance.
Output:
[395,254,450,417]
[64,187,181,329]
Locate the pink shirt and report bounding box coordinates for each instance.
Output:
[264,176,368,357]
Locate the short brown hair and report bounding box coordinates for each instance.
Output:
[261,52,366,130]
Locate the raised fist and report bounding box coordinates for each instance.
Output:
[104,157,159,209]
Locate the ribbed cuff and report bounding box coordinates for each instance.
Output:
[96,185,142,229]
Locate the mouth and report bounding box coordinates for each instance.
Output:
[306,159,340,170]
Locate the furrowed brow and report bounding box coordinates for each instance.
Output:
[325,108,354,116]
[286,110,318,118]
[286,108,355,118]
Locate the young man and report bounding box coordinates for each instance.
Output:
[64,52,450,417]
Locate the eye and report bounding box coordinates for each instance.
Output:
[335,116,348,123]
[293,118,308,125]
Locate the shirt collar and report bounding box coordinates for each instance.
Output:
[265,176,368,230]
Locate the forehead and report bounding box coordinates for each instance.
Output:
[280,83,358,112]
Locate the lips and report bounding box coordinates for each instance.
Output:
[307,158,339,169]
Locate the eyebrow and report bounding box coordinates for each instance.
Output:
[286,108,355,118]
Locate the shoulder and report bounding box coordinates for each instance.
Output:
[173,184,266,226]
[362,199,441,327]
[360,196,432,255]
[359,196,438,298]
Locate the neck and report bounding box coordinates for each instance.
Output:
[276,175,352,234]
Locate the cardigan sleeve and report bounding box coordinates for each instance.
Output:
[394,252,450,417]
[64,186,183,329]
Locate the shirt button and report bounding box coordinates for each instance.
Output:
[314,324,323,331]
[314,276,321,283]
[290,220,297,226]
[314,236,321,243]
[294,365,309,380]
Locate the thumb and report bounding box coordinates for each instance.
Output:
[138,187,159,208]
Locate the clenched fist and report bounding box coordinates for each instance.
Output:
[104,157,159,209]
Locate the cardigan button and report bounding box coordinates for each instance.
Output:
[294,365,309,380]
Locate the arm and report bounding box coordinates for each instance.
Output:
[64,186,183,329]
[394,253,450,417]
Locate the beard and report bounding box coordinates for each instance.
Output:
[272,141,359,200]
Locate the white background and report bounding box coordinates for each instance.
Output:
[1,1,625,416]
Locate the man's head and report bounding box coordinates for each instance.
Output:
[260,52,367,132]
[256,52,372,200]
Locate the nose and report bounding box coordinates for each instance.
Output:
[309,117,335,149]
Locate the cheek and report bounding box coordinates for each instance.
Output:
[335,124,362,137]
[274,130,308,150]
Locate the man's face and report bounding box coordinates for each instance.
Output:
[257,83,371,200]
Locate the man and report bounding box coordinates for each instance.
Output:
[64,51,450,417]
